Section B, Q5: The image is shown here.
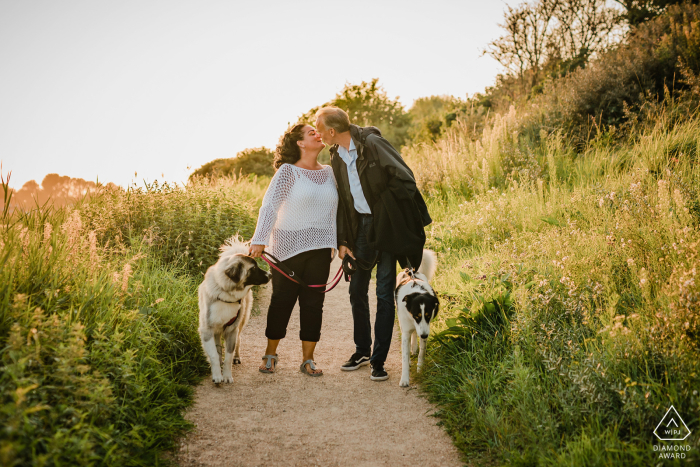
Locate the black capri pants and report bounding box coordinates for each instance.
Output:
[265,248,332,342]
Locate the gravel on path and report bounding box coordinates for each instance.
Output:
[178,256,463,467]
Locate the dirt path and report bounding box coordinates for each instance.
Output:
[178,257,463,467]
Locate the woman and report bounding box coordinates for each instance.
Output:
[248,123,338,376]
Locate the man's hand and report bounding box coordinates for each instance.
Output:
[248,244,265,258]
[338,246,354,260]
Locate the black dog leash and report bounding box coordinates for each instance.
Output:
[341,252,379,281]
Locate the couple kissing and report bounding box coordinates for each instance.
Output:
[247,106,432,381]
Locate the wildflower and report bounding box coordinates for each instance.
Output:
[657,180,671,218]
[62,210,83,256]
[88,231,98,265]
[627,258,634,266]
[121,263,132,292]
[639,267,648,287]
[19,227,30,257]
[43,222,52,243]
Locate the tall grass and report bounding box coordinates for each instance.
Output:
[79,175,266,275]
[0,176,259,466]
[408,104,700,465]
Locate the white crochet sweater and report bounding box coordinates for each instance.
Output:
[251,163,338,261]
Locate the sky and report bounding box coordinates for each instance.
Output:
[0,0,510,189]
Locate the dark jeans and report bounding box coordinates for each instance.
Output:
[265,248,332,342]
[349,215,396,365]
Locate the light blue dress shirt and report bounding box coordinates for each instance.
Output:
[337,139,372,214]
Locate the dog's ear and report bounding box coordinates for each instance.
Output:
[225,261,243,283]
[402,293,420,310]
[431,295,440,318]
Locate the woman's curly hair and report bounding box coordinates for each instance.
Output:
[273,123,306,170]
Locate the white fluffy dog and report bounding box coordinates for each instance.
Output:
[395,250,439,387]
[198,236,271,384]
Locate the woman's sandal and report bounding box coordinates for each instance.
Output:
[300,359,323,377]
[259,354,278,374]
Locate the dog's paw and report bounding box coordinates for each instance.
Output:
[223,375,234,383]
[212,375,224,384]
[233,357,241,365]
[399,378,410,387]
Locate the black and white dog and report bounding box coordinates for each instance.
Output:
[198,236,271,384]
[396,250,439,387]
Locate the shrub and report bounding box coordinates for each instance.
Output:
[0,194,209,466]
[79,177,260,275]
[189,147,275,179]
[523,2,700,143]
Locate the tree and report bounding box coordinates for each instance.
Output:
[189,147,275,180]
[300,79,412,150]
[407,95,465,143]
[7,174,116,209]
[553,0,624,59]
[487,0,560,90]
[486,0,623,93]
[614,0,699,26]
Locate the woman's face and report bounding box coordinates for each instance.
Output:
[298,125,325,152]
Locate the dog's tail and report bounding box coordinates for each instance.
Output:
[418,249,437,282]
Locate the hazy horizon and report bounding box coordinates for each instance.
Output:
[1,0,508,190]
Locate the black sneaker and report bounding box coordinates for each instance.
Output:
[341,352,370,371]
[370,363,389,381]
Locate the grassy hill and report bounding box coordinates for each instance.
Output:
[403,10,700,457]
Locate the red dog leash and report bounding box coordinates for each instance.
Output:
[261,251,344,293]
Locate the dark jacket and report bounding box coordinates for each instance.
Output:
[330,125,432,267]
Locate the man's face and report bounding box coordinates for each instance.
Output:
[315,118,335,146]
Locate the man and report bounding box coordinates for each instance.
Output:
[315,106,431,381]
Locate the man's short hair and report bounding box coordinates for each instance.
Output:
[316,106,350,133]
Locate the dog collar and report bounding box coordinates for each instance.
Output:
[217,297,240,304]
[217,296,242,331]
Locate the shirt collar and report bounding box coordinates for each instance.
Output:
[349,139,356,152]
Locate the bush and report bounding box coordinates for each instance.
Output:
[0,195,209,466]
[524,2,700,144]
[189,147,275,179]
[79,177,261,275]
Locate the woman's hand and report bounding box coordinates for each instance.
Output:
[249,244,265,258]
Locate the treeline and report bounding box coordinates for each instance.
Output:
[3,174,118,209]
[191,1,700,180]
[474,0,700,142]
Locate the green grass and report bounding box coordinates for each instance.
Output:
[79,174,266,276]
[409,104,700,466]
[0,176,258,466]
